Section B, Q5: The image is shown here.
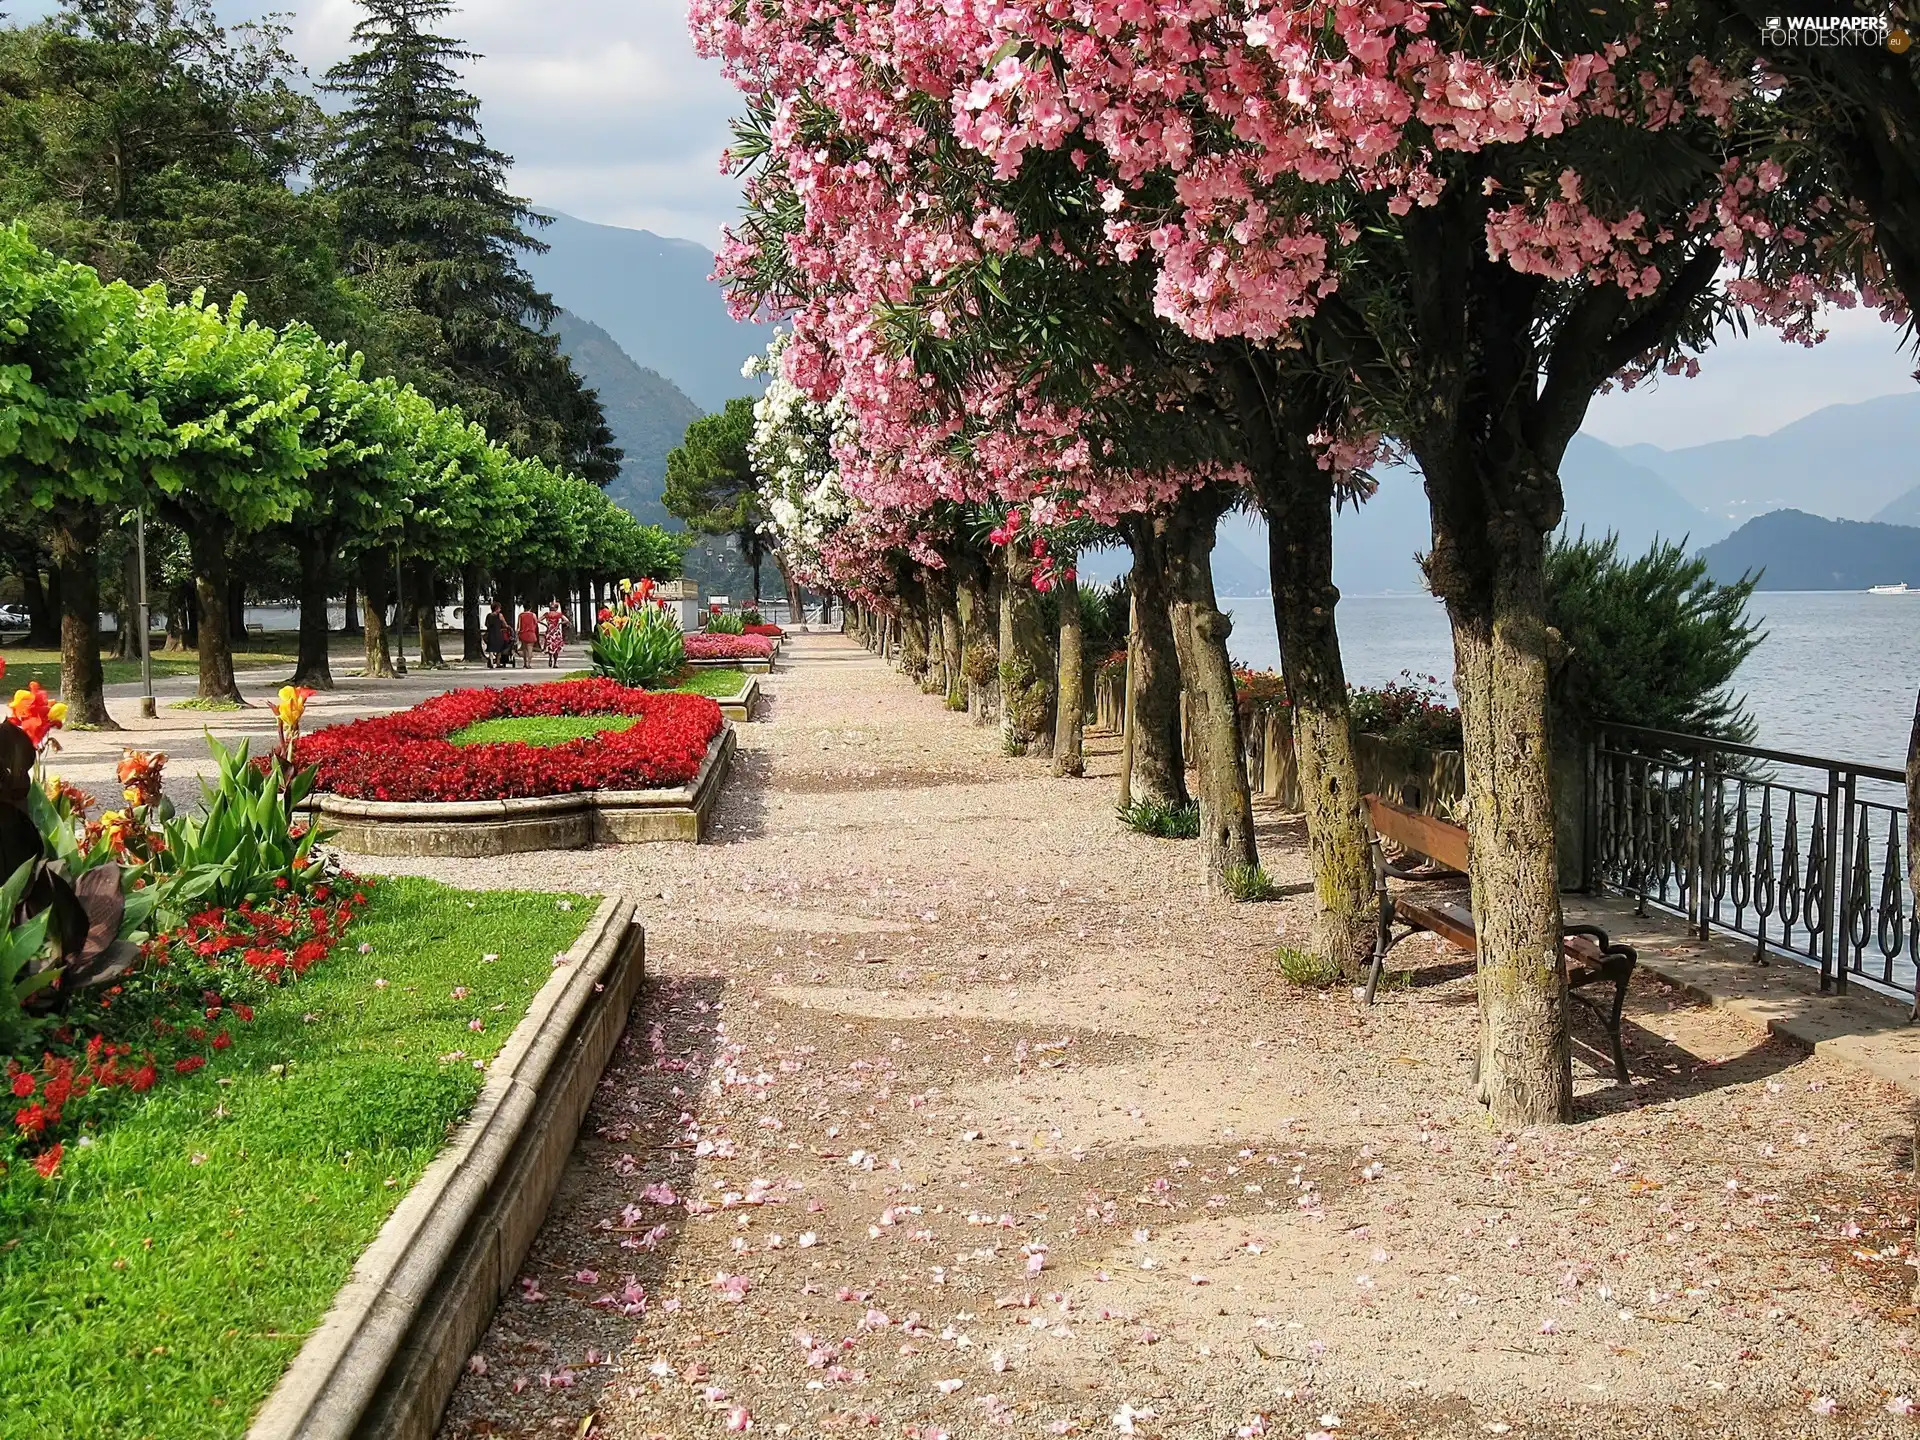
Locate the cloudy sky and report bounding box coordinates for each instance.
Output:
[15,0,1919,447]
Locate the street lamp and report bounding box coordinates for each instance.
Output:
[135,508,155,719]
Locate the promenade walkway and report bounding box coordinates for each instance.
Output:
[352,634,1915,1440]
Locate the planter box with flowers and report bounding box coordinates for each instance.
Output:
[683,631,776,673]
[295,679,733,857]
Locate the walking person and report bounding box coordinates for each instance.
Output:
[484,601,514,668]
[516,604,538,669]
[540,599,569,668]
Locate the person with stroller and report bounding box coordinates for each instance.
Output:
[484,601,515,668]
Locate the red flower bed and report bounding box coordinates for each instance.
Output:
[294,680,725,802]
[684,632,776,661]
[743,623,784,638]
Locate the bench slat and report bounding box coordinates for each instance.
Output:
[1365,794,1470,874]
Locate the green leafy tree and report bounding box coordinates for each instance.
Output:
[0,0,346,332]
[1544,533,1764,745]
[663,397,770,601]
[315,0,620,484]
[0,225,161,726]
[267,328,413,689]
[132,288,322,703]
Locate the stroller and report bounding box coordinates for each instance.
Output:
[483,610,517,668]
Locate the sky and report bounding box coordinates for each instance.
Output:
[13,0,1920,449]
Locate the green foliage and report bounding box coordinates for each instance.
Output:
[1346,674,1463,749]
[1118,797,1201,838]
[1545,533,1764,743]
[703,611,748,635]
[740,608,763,625]
[590,606,686,688]
[0,878,592,1440]
[664,397,770,588]
[150,737,329,920]
[450,714,641,748]
[1276,945,1343,989]
[315,0,619,483]
[1225,862,1277,902]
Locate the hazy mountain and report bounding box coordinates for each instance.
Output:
[549,309,753,596]
[1875,482,1920,527]
[1701,509,1920,590]
[552,310,700,526]
[526,212,773,412]
[1622,392,1920,526]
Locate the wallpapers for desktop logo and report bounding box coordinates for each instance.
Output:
[1762,11,1913,49]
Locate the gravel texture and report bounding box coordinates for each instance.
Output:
[200,635,1920,1439]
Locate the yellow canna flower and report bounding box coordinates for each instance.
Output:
[47,702,68,726]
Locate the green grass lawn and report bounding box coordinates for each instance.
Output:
[0,637,306,693]
[554,667,747,697]
[449,713,642,747]
[0,877,591,1439]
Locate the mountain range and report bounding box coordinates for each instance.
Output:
[530,211,1920,596]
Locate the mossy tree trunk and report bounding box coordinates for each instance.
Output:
[929,564,965,709]
[1239,385,1374,964]
[956,550,998,724]
[50,507,114,728]
[415,563,445,667]
[357,552,396,679]
[1164,492,1258,894]
[1052,572,1085,776]
[998,545,1056,756]
[1123,515,1189,808]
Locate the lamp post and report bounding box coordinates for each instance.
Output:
[392,549,407,675]
[135,508,156,719]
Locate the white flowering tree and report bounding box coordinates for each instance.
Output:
[746,330,856,605]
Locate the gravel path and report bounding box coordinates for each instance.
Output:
[351,635,1917,1439]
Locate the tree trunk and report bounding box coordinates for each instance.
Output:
[1164,495,1258,894]
[779,556,804,630]
[749,553,763,606]
[1124,517,1190,808]
[50,509,114,729]
[416,564,445,667]
[933,569,965,710]
[1266,477,1373,965]
[163,582,186,652]
[291,538,336,689]
[1434,505,1572,1126]
[358,554,396,679]
[1052,573,1085,776]
[189,530,243,704]
[956,554,997,722]
[342,585,361,635]
[897,571,931,685]
[116,545,139,661]
[462,566,484,662]
[227,573,246,653]
[998,546,1056,756]
[21,561,58,649]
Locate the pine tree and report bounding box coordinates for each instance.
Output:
[316,0,619,483]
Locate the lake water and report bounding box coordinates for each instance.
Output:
[1217,591,1920,772]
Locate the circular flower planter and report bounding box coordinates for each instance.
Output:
[296,680,734,856]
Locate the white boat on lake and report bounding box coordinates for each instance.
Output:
[1867,582,1913,595]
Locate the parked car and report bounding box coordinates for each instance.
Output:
[0,604,29,629]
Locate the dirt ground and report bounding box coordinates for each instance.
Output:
[353,634,1917,1440]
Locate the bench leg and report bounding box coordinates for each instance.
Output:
[1607,977,1630,1086]
[1364,841,1391,1006]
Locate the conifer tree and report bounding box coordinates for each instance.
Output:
[316,0,619,484]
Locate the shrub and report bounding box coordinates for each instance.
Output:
[683,632,775,662]
[1277,945,1343,989]
[1346,673,1463,749]
[294,680,725,802]
[1119,798,1201,838]
[1544,532,1763,743]
[149,737,332,921]
[743,622,784,638]
[1225,862,1277,901]
[592,601,686,687]
[703,611,747,635]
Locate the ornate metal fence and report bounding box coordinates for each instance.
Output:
[1590,724,1915,1014]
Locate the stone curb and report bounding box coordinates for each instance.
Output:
[687,655,774,673]
[312,724,734,855]
[247,893,646,1440]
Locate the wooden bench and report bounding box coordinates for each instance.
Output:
[1363,794,1637,1085]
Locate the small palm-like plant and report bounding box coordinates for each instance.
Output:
[702,611,747,635]
[592,599,687,687]
[150,737,332,920]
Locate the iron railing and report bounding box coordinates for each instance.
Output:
[1590,723,1915,1015]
